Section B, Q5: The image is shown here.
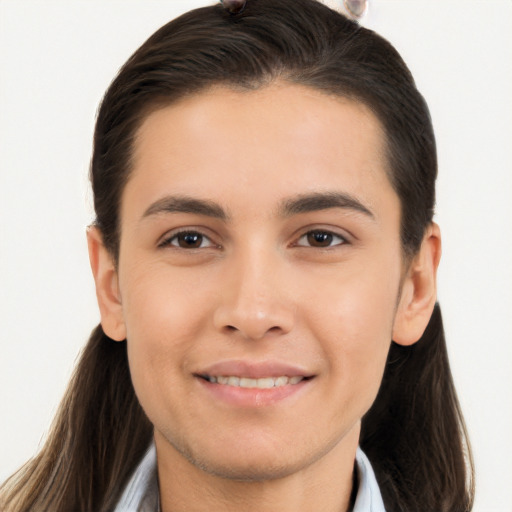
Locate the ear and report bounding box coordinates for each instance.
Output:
[392,222,442,346]
[87,226,126,341]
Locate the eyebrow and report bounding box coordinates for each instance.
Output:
[141,191,374,222]
[142,195,228,220]
[279,192,375,219]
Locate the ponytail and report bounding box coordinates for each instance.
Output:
[0,326,152,512]
[361,303,474,512]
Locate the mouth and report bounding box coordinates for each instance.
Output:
[198,374,308,389]
[194,361,315,406]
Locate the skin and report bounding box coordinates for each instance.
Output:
[88,82,441,512]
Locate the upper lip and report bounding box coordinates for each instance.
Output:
[195,360,314,379]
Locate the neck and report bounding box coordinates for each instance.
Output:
[155,424,360,512]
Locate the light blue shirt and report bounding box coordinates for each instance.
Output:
[113,443,386,512]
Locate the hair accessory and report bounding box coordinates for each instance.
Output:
[343,0,368,19]
[221,0,247,14]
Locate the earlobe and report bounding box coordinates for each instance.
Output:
[392,223,442,346]
[86,226,126,341]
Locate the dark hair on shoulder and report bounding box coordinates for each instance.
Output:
[0,1,474,511]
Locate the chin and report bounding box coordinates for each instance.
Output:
[170,433,310,482]
[188,452,303,482]
[173,427,344,483]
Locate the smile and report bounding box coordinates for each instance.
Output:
[202,375,305,388]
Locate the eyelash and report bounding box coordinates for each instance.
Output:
[158,228,348,250]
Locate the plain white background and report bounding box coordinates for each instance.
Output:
[1,1,511,510]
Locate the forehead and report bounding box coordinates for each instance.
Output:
[124,82,397,223]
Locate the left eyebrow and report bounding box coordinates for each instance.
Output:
[279,191,375,219]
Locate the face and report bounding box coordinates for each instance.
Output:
[113,83,405,480]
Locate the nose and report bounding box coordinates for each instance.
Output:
[213,249,295,341]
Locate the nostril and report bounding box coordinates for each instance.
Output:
[214,300,295,340]
[222,323,283,339]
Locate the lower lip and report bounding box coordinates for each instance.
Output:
[196,377,312,407]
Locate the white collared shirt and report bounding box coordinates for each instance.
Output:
[113,443,386,512]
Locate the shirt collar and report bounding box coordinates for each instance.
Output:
[114,443,386,512]
[353,447,386,512]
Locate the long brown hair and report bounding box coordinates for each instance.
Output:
[1,1,474,510]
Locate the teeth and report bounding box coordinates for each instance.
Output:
[240,377,258,388]
[227,376,240,386]
[256,377,275,389]
[204,375,305,388]
[275,376,288,387]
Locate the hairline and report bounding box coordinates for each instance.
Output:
[109,77,414,266]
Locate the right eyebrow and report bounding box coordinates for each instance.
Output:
[141,195,228,221]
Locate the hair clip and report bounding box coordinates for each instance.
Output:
[221,0,247,14]
[343,0,368,19]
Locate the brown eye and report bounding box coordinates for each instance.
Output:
[307,232,333,247]
[177,232,203,248]
[162,231,215,249]
[297,230,347,248]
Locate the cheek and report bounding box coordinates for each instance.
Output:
[308,256,401,406]
[308,250,401,342]
[119,261,214,404]
[121,258,213,339]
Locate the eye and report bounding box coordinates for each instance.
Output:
[296,230,347,248]
[160,230,216,249]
